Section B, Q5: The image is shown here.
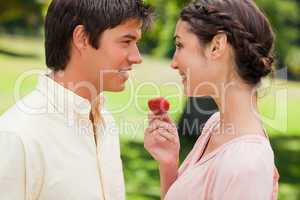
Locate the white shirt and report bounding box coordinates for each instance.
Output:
[0,73,125,200]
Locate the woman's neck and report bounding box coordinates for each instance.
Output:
[213,82,264,137]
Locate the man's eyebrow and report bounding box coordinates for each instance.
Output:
[121,34,138,40]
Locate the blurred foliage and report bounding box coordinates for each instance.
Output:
[141,0,189,58]
[256,0,300,73]
[0,0,44,35]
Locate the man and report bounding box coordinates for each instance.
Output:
[0,0,153,199]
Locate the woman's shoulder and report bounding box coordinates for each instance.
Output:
[210,135,278,199]
[216,135,276,175]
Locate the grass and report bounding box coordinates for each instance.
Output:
[0,35,300,199]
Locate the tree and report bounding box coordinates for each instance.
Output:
[0,0,43,34]
[256,0,300,77]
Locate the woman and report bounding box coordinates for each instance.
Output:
[144,0,279,199]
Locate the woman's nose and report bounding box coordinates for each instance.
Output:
[171,58,178,69]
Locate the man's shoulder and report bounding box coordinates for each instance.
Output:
[0,89,48,133]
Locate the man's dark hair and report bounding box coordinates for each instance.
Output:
[45,0,154,71]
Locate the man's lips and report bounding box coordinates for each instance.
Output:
[118,68,132,81]
[119,68,132,73]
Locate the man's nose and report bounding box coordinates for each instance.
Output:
[128,46,143,64]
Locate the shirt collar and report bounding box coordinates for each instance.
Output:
[36,71,106,125]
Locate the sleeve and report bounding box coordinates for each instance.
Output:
[213,142,274,200]
[219,166,273,199]
[0,133,26,200]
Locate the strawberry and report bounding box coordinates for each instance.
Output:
[148,97,170,114]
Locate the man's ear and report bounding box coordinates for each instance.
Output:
[72,25,89,53]
[209,32,228,59]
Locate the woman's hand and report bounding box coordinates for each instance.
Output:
[144,112,180,165]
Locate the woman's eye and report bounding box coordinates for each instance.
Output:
[123,41,131,44]
[175,42,183,49]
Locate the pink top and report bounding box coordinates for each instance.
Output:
[165,112,279,200]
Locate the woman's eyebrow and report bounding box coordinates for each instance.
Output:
[173,35,181,41]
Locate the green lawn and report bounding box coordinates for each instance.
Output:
[0,35,299,199]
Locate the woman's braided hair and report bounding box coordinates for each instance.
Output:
[180,0,275,85]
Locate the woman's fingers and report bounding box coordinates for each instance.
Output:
[145,114,178,145]
[157,128,176,143]
[145,127,167,144]
[154,133,168,143]
[148,119,177,134]
[148,112,172,124]
[161,113,172,123]
[146,127,177,144]
[144,127,152,136]
[148,112,162,124]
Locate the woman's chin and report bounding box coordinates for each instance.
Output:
[184,87,210,97]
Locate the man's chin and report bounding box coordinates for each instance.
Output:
[105,85,126,92]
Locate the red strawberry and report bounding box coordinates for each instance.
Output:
[148,97,170,114]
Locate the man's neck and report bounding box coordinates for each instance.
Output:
[49,68,99,104]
